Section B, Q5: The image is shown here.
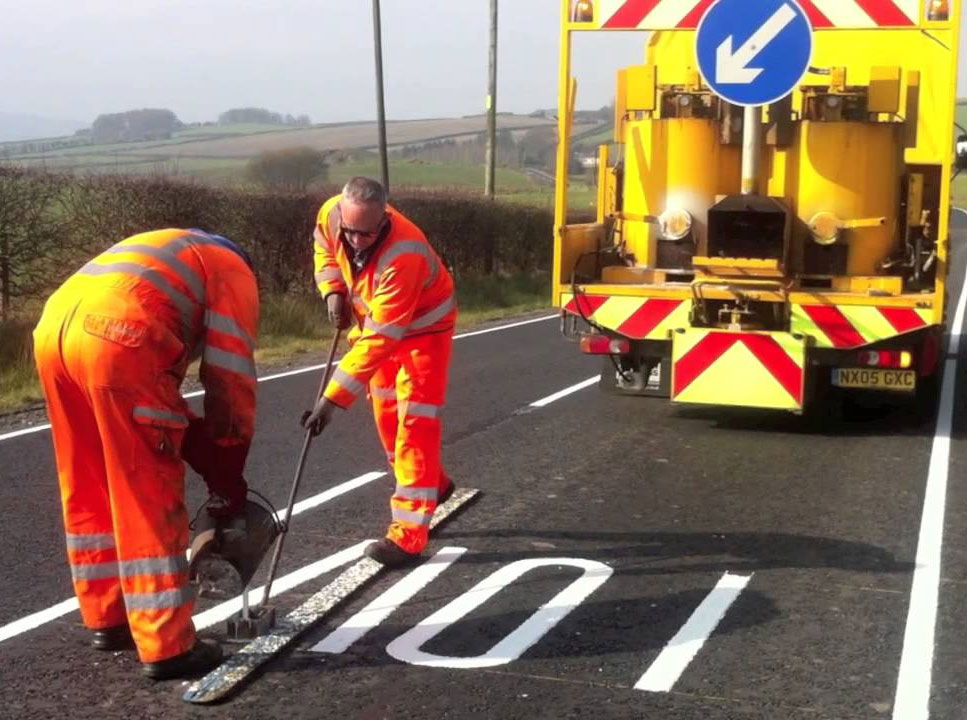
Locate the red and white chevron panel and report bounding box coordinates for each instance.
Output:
[597,0,920,29]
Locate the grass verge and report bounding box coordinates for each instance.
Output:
[0,273,551,413]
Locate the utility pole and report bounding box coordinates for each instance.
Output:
[484,0,498,198]
[372,0,390,192]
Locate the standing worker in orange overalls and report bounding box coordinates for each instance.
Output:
[302,177,457,568]
[33,228,259,680]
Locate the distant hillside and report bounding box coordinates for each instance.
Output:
[0,112,86,142]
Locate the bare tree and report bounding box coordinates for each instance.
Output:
[0,166,64,319]
[246,146,329,193]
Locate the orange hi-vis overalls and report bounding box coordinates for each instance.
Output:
[33,228,258,663]
[314,196,457,554]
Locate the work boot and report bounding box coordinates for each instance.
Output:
[91,624,135,651]
[365,538,422,568]
[438,481,455,506]
[142,639,223,681]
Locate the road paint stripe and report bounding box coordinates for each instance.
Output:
[0,598,80,644]
[310,546,467,654]
[0,471,385,645]
[183,488,479,704]
[386,557,613,669]
[635,572,753,692]
[952,207,967,221]
[891,229,967,719]
[530,376,601,408]
[193,541,372,631]
[0,314,557,443]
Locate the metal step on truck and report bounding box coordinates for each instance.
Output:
[554,0,964,414]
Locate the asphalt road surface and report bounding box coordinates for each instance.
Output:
[2,210,967,720]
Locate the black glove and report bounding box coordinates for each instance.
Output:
[326,293,351,330]
[301,398,336,437]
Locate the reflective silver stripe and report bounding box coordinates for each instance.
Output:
[375,241,439,285]
[332,368,365,396]
[105,243,205,302]
[203,346,256,380]
[394,485,437,502]
[78,262,196,338]
[392,507,433,526]
[351,293,370,313]
[133,406,188,426]
[205,310,255,350]
[364,316,406,340]
[315,267,343,285]
[66,533,115,551]
[119,555,188,578]
[370,386,397,400]
[124,585,195,611]
[408,295,456,332]
[71,562,119,581]
[404,401,443,419]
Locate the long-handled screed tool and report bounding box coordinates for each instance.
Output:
[224,327,343,641]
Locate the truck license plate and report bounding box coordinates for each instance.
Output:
[832,368,916,392]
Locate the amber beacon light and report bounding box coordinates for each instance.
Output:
[928,0,950,20]
[573,0,594,23]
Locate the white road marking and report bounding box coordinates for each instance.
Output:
[0,314,557,443]
[311,546,467,654]
[183,489,479,704]
[0,471,384,645]
[891,223,967,719]
[0,598,80,644]
[530,376,601,408]
[635,572,753,692]
[952,207,967,221]
[385,557,612,669]
[193,541,372,631]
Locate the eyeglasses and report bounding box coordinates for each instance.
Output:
[340,215,386,240]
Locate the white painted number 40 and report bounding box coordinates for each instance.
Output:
[309,546,752,692]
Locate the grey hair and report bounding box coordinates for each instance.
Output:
[341,176,387,207]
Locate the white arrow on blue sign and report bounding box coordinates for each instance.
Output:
[696,0,813,107]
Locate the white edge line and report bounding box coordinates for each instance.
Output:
[530,375,601,408]
[635,572,753,693]
[891,213,967,719]
[0,314,558,443]
[0,470,385,645]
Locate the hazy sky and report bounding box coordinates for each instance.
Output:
[1,0,964,125]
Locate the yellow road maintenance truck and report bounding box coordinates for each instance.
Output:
[554,0,964,413]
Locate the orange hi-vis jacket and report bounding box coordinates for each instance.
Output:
[33,228,258,663]
[313,196,457,408]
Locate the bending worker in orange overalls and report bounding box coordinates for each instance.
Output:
[302,177,457,568]
[33,228,259,680]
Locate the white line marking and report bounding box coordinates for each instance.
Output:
[183,488,479,704]
[530,375,600,408]
[451,313,557,340]
[891,230,967,719]
[0,314,557,443]
[635,572,753,692]
[0,471,385,645]
[193,541,371,631]
[311,546,467,654]
[0,598,80,644]
[952,207,967,221]
[386,557,613,669]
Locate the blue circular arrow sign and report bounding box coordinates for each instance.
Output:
[696,0,813,107]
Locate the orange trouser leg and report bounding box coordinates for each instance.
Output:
[49,292,196,663]
[34,314,126,631]
[385,332,454,554]
[370,360,401,470]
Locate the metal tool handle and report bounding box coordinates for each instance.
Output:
[260,327,343,606]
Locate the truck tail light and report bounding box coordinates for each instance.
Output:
[857,350,913,369]
[580,334,630,355]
